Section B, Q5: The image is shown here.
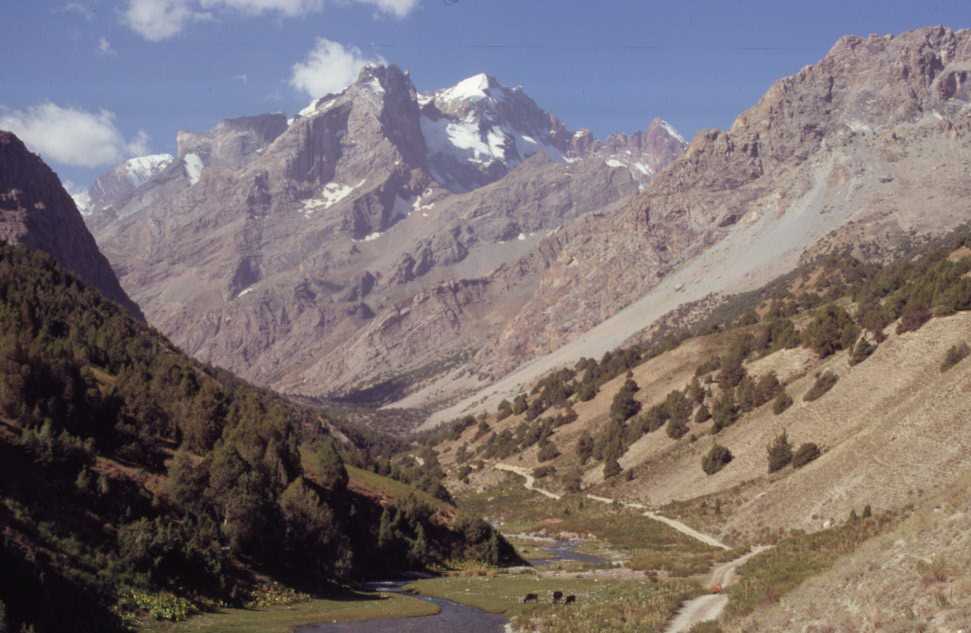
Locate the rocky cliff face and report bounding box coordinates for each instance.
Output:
[0,131,144,319]
[426,26,971,423]
[86,66,684,404]
[76,154,175,216]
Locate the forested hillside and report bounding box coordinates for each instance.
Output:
[0,244,515,633]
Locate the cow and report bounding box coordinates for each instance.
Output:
[551,591,563,604]
[521,593,539,604]
[563,595,576,605]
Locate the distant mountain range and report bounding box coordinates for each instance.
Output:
[78,67,685,409]
[75,26,971,423]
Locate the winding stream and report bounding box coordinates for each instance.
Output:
[526,539,611,567]
[297,540,604,632]
[296,581,508,633]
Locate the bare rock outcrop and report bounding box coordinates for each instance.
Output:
[0,131,143,319]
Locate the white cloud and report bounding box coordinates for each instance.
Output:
[200,0,323,14]
[122,0,418,40]
[127,129,152,156]
[353,0,419,18]
[290,38,383,99]
[0,103,151,168]
[123,0,208,42]
[98,37,116,55]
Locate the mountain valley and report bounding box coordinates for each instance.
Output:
[1,16,970,633]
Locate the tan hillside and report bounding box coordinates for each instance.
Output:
[437,309,971,545]
[724,472,971,632]
[609,312,971,538]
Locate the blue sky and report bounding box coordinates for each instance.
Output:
[3,0,971,187]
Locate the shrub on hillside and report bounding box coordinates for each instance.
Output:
[686,377,705,404]
[603,456,622,479]
[802,305,858,358]
[473,419,491,441]
[496,400,512,421]
[576,381,598,402]
[512,394,528,414]
[803,371,839,402]
[754,372,782,407]
[792,442,821,468]
[575,431,594,464]
[896,300,932,334]
[766,432,793,473]
[537,441,560,463]
[609,380,641,423]
[736,375,757,412]
[717,354,747,390]
[702,444,733,475]
[532,465,556,479]
[772,390,793,415]
[857,300,892,338]
[848,337,876,366]
[941,342,970,372]
[524,397,547,422]
[561,469,582,493]
[665,389,693,423]
[712,392,738,432]
[667,417,689,440]
[694,403,711,423]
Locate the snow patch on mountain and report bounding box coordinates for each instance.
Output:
[302,179,366,216]
[184,153,204,185]
[438,73,504,103]
[421,116,507,167]
[124,154,174,186]
[71,190,93,215]
[659,120,686,143]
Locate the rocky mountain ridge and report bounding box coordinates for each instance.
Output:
[0,131,143,319]
[424,25,971,423]
[84,65,685,405]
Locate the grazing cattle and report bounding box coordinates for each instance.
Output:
[563,595,576,605]
[521,593,539,604]
[552,591,563,604]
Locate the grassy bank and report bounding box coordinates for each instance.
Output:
[140,591,438,633]
[409,573,701,633]
[725,512,899,620]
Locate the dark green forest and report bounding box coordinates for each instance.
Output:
[0,245,516,633]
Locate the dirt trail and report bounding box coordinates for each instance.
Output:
[663,546,770,633]
[494,463,562,500]
[497,463,767,632]
[496,464,730,549]
[495,464,731,550]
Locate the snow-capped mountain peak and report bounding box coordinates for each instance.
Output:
[658,120,686,144]
[437,73,505,103]
[123,154,175,187]
[72,153,175,217]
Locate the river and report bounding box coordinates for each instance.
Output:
[296,540,605,632]
[295,580,507,633]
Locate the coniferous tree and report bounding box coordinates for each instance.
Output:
[609,380,641,423]
[766,432,793,473]
[792,442,821,468]
[702,444,733,475]
[694,403,711,423]
[772,390,794,415]
[575,431,594,464]
[603,456,622,479]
